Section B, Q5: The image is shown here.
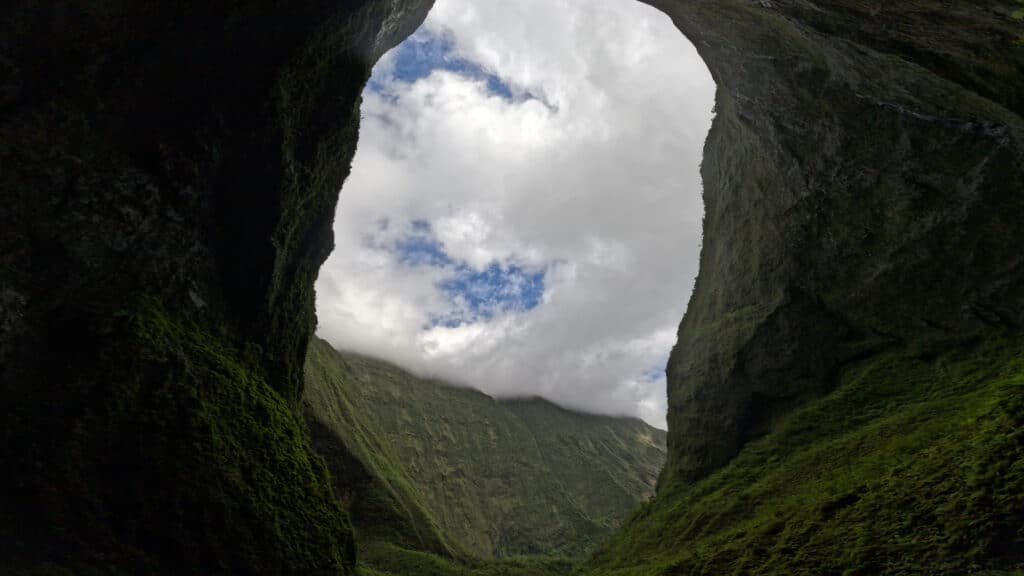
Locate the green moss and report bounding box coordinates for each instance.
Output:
[1014,0,1024,43]
[1,0,434,571]
[304,340,458,558]
[115,299,358,573]
[584,335,1024,575]
[359,542,574,576]
[3,298,359,575]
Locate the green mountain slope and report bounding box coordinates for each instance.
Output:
[302,337,665,567]
[581,334,1024,575]
[502,399,666,529]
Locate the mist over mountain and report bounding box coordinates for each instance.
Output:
[304,338,665,568]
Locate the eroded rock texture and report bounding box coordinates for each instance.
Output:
[1,0,431,573]
[649,0,1024,485]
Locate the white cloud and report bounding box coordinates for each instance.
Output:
[314,0,714,428]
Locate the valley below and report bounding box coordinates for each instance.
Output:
[306,336,1024,576]
[304,338,666,574]
[2,0,1022,574]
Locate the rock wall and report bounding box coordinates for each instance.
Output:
[646,0,1024,485]
[0,0,432,573]
[1,0,1022,572]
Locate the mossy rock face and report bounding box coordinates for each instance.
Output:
[591,0,1024,571]
[2,0,1023,574]
[0,0,431,573]
[4,298,358,575]
[583,335,1024,575]
[648,0,1024,484]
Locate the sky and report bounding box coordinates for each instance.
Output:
[314,0,715,428]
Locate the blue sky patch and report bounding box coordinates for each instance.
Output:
[642,365,666,383]
[371,28,518,100]
[394,221,454,267]
[384,220,546,327]
[435,262,545,327]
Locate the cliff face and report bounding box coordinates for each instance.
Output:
[648,0,1024,485]
[0,0,432,573]
[2,0,1022,574]
[584,1,1024,572]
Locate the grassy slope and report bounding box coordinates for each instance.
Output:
[304,340,456,560]
[26,299,358,574]
[302,332,1024,576]
[582,334,1024,575]
[503,399,665,528]
[357,543,574,576]
[303,338,665,572]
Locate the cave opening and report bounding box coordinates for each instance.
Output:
[313,0,715,430]
[7,0,1023,572]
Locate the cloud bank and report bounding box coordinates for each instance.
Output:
[315,0,714,428]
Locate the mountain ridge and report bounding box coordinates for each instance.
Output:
[303,337,666,568]
[4,0,1022,573]
[322,348,666,430]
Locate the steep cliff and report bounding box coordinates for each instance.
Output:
[584,0,1024,572]
[652,0,1024,486]
[1,1,432,573]
[2,0,1023,574]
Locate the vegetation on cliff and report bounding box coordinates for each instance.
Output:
[2,299,357,575]
[303,338,665,573]
[3,0,1022,574]
[1,0,432,573]
[1015,1,1024,42]
[583,334,1024,575]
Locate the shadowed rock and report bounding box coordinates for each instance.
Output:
[1,0,1021,573]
